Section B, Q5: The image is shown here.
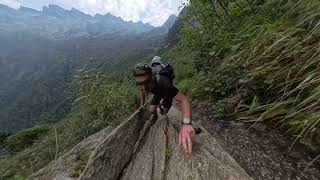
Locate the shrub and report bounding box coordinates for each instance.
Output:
[0,131,11,144]
[5,125,49,152]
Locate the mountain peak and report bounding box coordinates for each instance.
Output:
[70,7,90,18]
[0,3,15,12]
[42,4,68,18]
[47,4,65,11]
[161,14,177,28]
[19,6,39,13]
[0,3,156,38]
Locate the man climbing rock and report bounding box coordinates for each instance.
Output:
[133,56,195,153]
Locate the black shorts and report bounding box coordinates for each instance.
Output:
[161,97,174,109]
[150,75,179,109]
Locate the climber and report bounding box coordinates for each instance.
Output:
[133,56,195,153]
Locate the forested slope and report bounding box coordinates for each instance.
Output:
[0,4,168,131]
[164,0,320,151]
[0,4,169,178]
[0,32,159,131]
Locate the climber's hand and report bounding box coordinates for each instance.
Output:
[179,124,195,153]
[149,105,157,113]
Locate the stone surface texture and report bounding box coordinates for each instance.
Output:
[30,108,252,180]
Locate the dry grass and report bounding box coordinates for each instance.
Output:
[230,0,320,149]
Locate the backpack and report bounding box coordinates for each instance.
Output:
[151,61,175,81]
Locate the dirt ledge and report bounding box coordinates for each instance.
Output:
[192,100,320,180]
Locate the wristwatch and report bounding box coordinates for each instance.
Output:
[182,117,192,125]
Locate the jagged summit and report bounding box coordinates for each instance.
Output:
[0,3,156,39]
[42,4,71,18]
[144,14,177,37]
[0,3,15,12]
[19,6,39,13]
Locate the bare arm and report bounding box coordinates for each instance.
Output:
[174,91,192,118]
[139,86,146,106]
[175,91,195,153]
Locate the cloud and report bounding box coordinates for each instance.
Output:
[0,0,20,9]
[0,0,187,26]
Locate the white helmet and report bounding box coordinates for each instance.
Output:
[151,56,167,67]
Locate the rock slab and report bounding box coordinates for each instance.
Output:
[80,108,252,180]
[29,107,252,180]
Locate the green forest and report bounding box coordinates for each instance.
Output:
[0,0,320,179]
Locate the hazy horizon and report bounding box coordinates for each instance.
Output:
[0,0,188,26]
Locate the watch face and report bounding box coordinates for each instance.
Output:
[183,117,191,124]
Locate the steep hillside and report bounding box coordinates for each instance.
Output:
[0,64,143,178]
[0,31,159,131]
[0,3,178,177]
[0,4,174,131]
[164,0,320,151]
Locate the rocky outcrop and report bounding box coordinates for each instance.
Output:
[28,126,112,180]
[80,107,252,180]
[29,107,252,180]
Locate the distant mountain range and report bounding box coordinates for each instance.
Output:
[0,4,176,39]
[0,3,178,131]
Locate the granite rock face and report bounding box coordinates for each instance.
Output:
[30,108,252,180]
[80,107,252,180]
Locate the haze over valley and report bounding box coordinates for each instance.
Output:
[0,3,176,131]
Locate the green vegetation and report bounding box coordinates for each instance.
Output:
[164,0,320,150]
[1,0,320,178]
[0,67,139,179]
[0,31,156,132]
[4,125,49,152]
[0,132,11,144]
[0,21,156,178]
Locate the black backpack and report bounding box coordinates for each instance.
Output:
[151,62,175,81]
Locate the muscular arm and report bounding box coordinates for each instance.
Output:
[174,91,192,118]
[154,77,194,153]
[175,91,195,154]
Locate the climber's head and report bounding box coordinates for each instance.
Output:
[133,63,153,92]
[151,56,164,67]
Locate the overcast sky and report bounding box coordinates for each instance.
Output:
[0,0,188,26]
